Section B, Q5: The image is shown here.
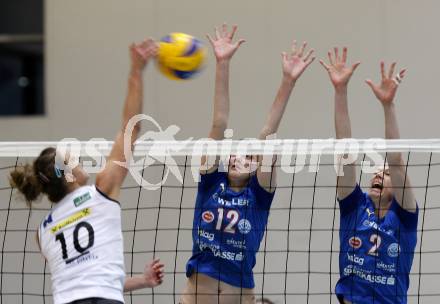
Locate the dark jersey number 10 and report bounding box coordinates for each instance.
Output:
[55,221,95,261]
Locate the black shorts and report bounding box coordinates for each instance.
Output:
[68,298,123,304]
[337,294,346,304]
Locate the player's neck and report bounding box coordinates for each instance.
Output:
[372,199,392,219]
[227,178,247,193]
[66,182,81,195]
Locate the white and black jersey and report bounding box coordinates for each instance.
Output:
[38,185,125,304]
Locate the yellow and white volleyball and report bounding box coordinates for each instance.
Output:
[157,33,206,80]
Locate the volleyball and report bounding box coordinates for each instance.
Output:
[157,32,206,80]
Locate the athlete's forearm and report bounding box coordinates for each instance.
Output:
[122,69,144,143]
[334,86,352,139]
[256,76,294,190]
[334,86,357,199]
[383,103,417,211]
[259,76,295,140]
[210,60,230,139]
[124,275,149,292]
[383,103,401,162]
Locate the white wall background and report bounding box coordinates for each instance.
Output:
[0,0,439,303]
[0,0,439,141]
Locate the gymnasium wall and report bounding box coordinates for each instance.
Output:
[0,0,439,140]
[0,1,439,303]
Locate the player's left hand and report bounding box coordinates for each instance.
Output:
[282,40,315,83]
[142,258,165,288]
[366,61,406,106]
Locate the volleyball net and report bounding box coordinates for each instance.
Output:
[0,139,439,304]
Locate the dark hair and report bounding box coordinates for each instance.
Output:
[256,298,275,304]
[9,147,68,204]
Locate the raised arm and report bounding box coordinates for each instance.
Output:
[257,41,315,191]
[202,24,245,173]
[320,47,360,200]
[366,62,416,212]
[96,39,158,200]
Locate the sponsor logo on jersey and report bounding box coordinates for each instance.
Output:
[198,241,244,261]
[73,252,98,265]
[234,252,244,261]
[73,192,91,207]
[202,211,214,223]
[50,208,91,233]
[343,265,395,286]
[366,208,374,218]
[386,276,395,286]
[387,243,400,258]
[226,238,247,249]
[198,229,215,241]
[42,214,53,228]
[347,253,364,266]
[349,236,362,249]
[362,220,394,235]
[376,261,396,273]
[238,219,252,234]
[213,193,249,207]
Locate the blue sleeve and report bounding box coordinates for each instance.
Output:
[338,184,364,217]
[390,199,419,231]
[198,169,226,191]
[249,175,275,210]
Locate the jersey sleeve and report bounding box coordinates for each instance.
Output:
[389,198,419,230]
[338,184,364,217]
[95,186,121,205]
[249,174,275,210]
[198,169,226,191]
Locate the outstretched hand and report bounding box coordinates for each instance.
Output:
[142,258,165,288]
[366,62,406,106]
[319,47,360,89]
[282,40,315,82]
[207,23,245,62]
[130,38,158,72]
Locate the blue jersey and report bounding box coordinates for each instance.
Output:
[186,169,275,288]
[336,184,418,304]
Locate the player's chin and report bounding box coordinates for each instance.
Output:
[368,187,382,198]
[229,169,251,180]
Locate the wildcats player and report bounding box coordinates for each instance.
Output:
[9,39,164,304]
[320,47,418,303]
[180,24,315,304]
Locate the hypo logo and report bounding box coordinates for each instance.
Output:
[349,236,362,249]
[202,211,215,223]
